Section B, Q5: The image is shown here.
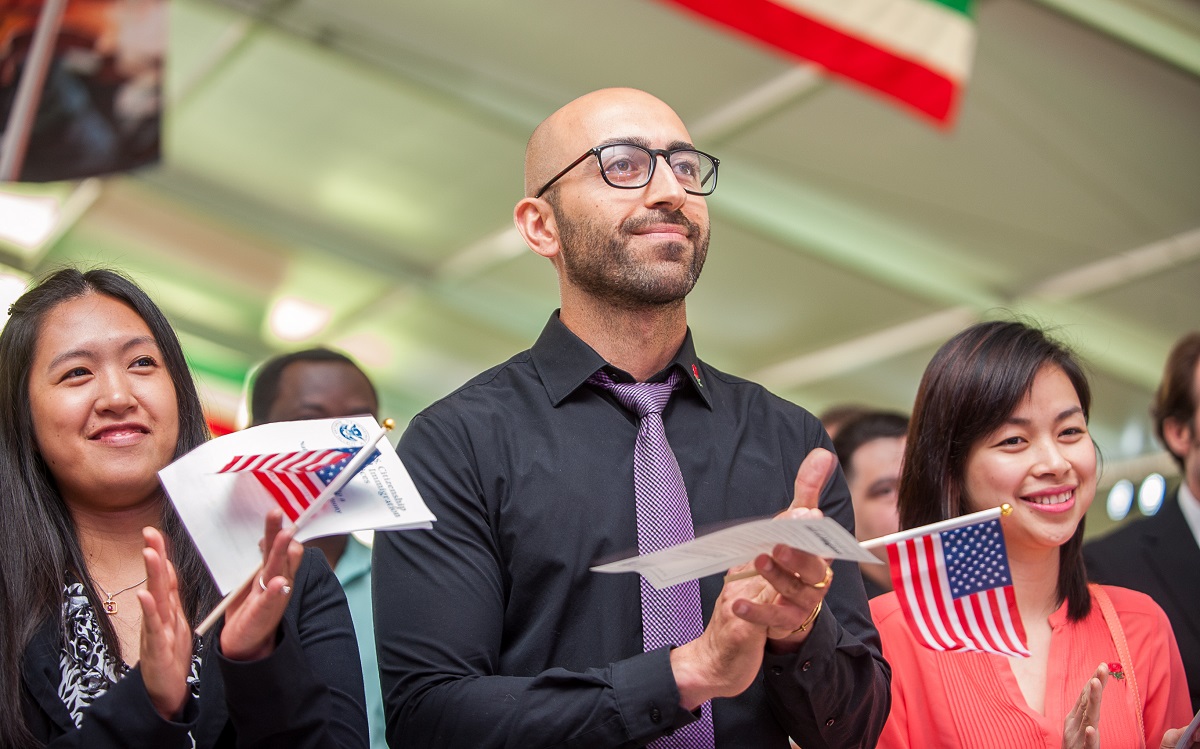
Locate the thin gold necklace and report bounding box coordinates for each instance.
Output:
[95,577,147,615]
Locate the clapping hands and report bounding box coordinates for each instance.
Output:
[219,510,304,661]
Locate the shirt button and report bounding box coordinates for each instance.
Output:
[770,666,783,676]
[826,718,836,727]
[650,706,662,724]
[801,660,812,672]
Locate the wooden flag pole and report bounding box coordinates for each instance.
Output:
[195,420,393,636]
[0,0,69,181]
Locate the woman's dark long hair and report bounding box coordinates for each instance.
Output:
[899,320,1094,622]
[0,268,219,748]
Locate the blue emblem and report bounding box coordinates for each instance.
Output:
[336,421,365,444]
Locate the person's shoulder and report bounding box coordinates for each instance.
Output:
[291,546,343,600]
[703,363,787,401]
[293,545,331,579]
[869,590,905,626]
[1091,585,1180,657]
[1095,584,1167,616]
[868,592,928,664]
[406,350,536,427]
[284,547,352,630]
[431,351,535,405]
[701,362,820,423]
[1085,514,1160,554]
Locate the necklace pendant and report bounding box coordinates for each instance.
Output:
[103,599,117,615]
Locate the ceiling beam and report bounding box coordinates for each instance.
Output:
[690,65,828,144]
[134,165,433,284]
[1026,0,1200,77]
[712,164,1007,309]
[199,0,554,140]
[1024,225,1200,299]
[753,306,979,389]
[173,315,270,365]
[751,226,1200,390]
[170,15,257,111]
[131,163,550,347]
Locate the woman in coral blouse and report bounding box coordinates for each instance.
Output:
[871,321,1193,749]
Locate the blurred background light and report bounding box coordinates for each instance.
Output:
[0,191,58,249]
[0,271,31,332]
[268,296,331,342]
[1106,479,1135,522]
[1137,473,1166,516]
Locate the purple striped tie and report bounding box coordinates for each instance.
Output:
[590,370,715,749]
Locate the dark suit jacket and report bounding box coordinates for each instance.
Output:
[1084,491,1200,712]
[21,549,369,748]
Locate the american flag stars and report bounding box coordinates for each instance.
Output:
[944,521,1012,598]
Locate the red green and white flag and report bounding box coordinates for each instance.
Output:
[659,0,976,127]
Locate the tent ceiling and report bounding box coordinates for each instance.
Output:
[4,0,1199,500]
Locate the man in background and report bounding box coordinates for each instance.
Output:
[832,411,908,599]
[250,348,388,749]
[818,403,868,441]
[1085,332,1200,712]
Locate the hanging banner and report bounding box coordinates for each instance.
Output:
[658,0,976,127]
[1,0,166,182]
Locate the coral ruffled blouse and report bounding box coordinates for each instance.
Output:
[871,586,1191,748]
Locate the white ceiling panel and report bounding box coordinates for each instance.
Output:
[5,0,1197,509]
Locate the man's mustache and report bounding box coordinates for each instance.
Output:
[622,210,699,239]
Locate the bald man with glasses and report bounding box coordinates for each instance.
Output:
[373,88,889,749]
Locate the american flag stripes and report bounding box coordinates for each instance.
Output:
[887,517,1030,657]
[218,448,371,521]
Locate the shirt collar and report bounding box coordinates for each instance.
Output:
[530,311,713,410]
[1177,480,1200,552]
[334,534,373,585]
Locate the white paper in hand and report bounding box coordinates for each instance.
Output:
[159,416,435,593]
[1176,706,1200,748]
[592,515,878,590]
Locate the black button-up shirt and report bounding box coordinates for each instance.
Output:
[374,313,890,748]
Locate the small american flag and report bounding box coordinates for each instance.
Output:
[218,448,375,521]
[887,517,1030,657]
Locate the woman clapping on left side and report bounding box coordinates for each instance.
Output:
[0,268,367,749]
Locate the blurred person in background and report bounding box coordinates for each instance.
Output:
[1085,332,1200,713]
[818,403,869,440]
[250,348,387,749]
[833,411,908,599]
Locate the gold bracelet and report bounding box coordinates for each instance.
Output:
[790,599,823,635]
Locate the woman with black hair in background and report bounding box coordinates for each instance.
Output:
[0,268,367,748]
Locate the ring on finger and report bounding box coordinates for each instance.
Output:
[258,574,293,596]
[798,564,833,589]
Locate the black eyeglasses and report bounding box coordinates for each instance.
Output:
[534,143,719,198]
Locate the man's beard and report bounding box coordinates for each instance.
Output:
[554,206,710,310]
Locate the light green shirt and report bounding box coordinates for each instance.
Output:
[334,535,385,749]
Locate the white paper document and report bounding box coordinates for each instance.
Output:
[591,516,881,590]
[160,416,435,593]
[1176,706,1200,747]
